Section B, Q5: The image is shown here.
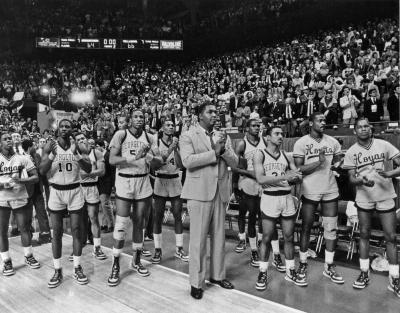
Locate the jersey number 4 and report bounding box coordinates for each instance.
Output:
[58,163,73,172]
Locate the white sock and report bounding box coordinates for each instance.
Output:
[249,237,257,250]
[258,233,263,242]
[271,240,280,255]
[238,232,246,241]
[359,258,370,272]
[93,237,101,248]
[299,251,308,263]
[154,233,162,249]
[0,251,10,261]
[142,229,146,242]
[73,255,81,268]
[132,242,143,251]
[286,259,295,275]
[175,233,183,247]
[53,258,61,269]
[113,247,122,257]
[389,264,399,278]
[259,261,269,272]
[23,246,33,257]
[325,250,334,265]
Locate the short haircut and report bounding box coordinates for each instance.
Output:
[246,118,259,128]
[310,112,324,122]
[265,125,282,136]
[74,132,86,139]
[355,117,370,127]
[58,119,72,127]
[196,100,214,116]
[21,139,33,152]
[163,118,175,126]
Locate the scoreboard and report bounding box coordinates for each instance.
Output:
[36,37,183,50]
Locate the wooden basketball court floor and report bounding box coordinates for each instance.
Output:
[0,235,304,313]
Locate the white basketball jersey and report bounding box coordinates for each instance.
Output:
[238,136,266,196]
[81,149,98,183]
[261,149,291,193]
[0,153,35,201]
[47,144,81,185]
[156,139,180,175]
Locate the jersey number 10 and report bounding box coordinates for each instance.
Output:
[58,163,73,172]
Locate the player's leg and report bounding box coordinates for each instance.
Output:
[87,202,106,260]
[0,207,14,276]
[152,195,166,264]
[236,190,248,253]
[48,210,64,288]
[108,198,131,287]
[14,204,40,269]
[321,199,344,284]
[247,194,260,267]
[353,208,372,289]
[379,208,400,297]
[131,196,152,276]
[99,193,114,231]
[297,198,317,280]
[257,199,263,246]
[70,209,88,285]
[170,196,188,261]
[271,229,285,272]
[256,217,276,291]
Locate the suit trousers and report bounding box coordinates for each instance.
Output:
[188,186,226,288]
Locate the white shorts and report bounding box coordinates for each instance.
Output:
[302,191,339,204]
[0,198,29,210]
[154,176,182,198]
[48,185,85,212]
[356,199,396,213]
[82,185,100,204]
[260,191,296,219]
[115,174,153,201]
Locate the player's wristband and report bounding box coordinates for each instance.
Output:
[48,152,55,161]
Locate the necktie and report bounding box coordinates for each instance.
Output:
[307,101,313,116]
[206,131,215,149]
[286,105,292,119]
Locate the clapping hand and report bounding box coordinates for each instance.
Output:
[361,176,375,187]
[319,146,327,163]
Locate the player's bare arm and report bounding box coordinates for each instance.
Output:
[294,147,326,175]
[39,140,57,175]
[378,155,400,178]
[231,139,256,179]
[348,168,375,187]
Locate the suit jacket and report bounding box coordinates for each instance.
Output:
[387,94,399,121]
[363,98,384,122]
[180,125,238,202]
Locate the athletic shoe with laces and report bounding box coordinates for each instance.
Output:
[323,263,344,284]
[250,250,260,267]
[141,248,151,257]
[353,270,370,289]
[93,246,107,260]
[255,271,268,290]
[2,259,15,276]
[388,276,400,298]
[272,254,286,272]
[132,250,150,277]
[68,253,73,262]
[175,247,189,262]
[151,248,162,264]
[108,257,120,287]
[73,265,88,285]
[25,255,40,269]
[48,269,63,288]
[297,262,308,279]
[235,239,246,253]
[285,268,308,287]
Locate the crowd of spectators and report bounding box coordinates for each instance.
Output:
[0,18,399,141]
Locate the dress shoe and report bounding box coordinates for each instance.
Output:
[190,286,203,299]
[209,279,234,289]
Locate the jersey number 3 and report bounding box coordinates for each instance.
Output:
[58,163,73,172]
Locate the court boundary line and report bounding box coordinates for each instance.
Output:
[61,234,305,313]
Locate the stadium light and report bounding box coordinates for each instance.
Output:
[70,90,94,105]
[40,85,52,107]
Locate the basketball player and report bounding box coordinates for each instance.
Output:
[293,112,344,284]
[0,132,40,275]
[75,133,106,260]
[107,109,162,286]
[151,118,188,264]
[343,118,400,296]
[233,119,285,270]
[253,126,306,290]
[39,119,92,288]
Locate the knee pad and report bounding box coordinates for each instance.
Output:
[113,216,130,241]
[322,216,338,240]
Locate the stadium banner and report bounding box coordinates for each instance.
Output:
[35,37,183,50]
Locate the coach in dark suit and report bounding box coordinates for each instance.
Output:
[387,86,400,121]
[180,100,238,300]
[363,89,384,122]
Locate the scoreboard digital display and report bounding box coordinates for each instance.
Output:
[36,37,183,50]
